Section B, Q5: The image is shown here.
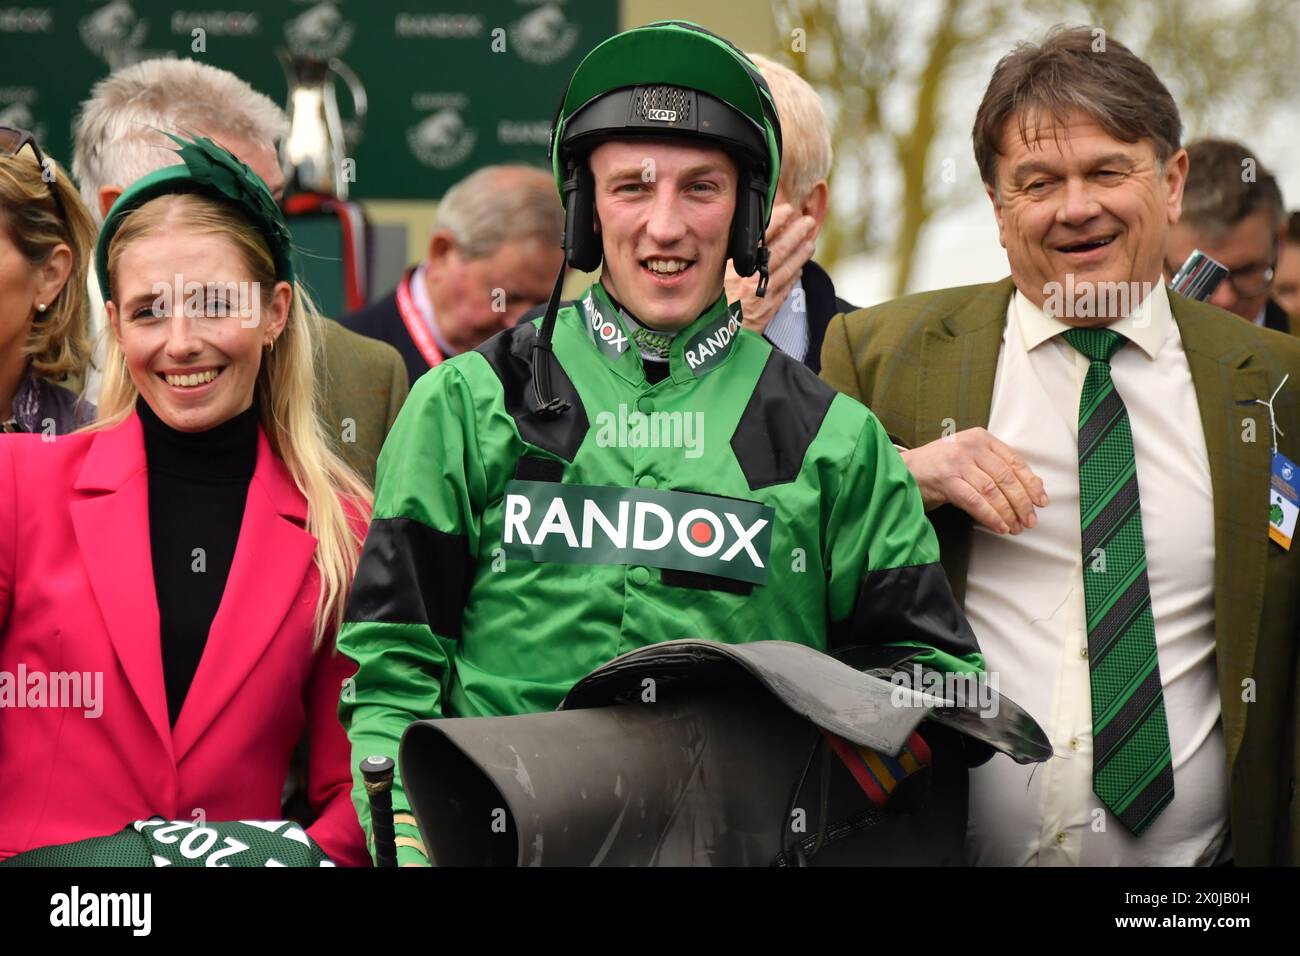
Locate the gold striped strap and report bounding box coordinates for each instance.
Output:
[393,813,419,828]
[395,836,428,857]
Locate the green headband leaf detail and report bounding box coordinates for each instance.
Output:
[96,132,294,301]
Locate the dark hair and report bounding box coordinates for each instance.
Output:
[972,25,1182,189]
[1181,139,1285,235]
[1288,210,1300,245]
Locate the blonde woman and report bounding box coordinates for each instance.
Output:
[0,135,371,866]
[0,128,97,433]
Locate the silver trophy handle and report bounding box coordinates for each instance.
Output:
[329,57,368,149]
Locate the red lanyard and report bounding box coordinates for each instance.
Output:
[395,270,445,368]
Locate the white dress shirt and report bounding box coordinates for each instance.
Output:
[963,281,1231,866]
[409,261,456,359]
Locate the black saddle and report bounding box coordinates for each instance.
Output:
[400,639,1049,866]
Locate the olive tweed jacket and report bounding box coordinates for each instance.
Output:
[319,318,409,488]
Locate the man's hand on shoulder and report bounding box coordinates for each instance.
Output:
[899,427,1048,534]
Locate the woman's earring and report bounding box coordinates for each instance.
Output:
[265,336,275,353]
[35,303,47,313]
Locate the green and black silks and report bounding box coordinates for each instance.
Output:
[337,282,985,866]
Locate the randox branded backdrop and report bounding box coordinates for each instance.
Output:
[1,0,617,199]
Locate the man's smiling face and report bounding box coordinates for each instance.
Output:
[589,138,738,332]
[987,109,1188,325]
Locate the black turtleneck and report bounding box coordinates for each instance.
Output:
[137,395,259,727]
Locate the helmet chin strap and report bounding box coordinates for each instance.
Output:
[530,262,573,420]
[754,244,771,298]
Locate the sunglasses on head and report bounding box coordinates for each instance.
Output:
[0,126,68,225]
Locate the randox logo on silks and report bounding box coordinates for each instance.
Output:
[502,480,774,585]
[581,288,630,359]
[683,302,743,377]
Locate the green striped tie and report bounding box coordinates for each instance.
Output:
[1063,327,1174,836]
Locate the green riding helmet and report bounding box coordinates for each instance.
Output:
[549,19,783,281]
[531,20,784,418]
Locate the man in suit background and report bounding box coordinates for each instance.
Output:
[724,53,855,372]
[822,26,1299,865]
[1272,211,1300,322]
[72,57,408,487]
[342,165,564,388]
[1164,139,1291,334]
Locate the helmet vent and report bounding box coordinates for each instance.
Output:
[635,85,692,125]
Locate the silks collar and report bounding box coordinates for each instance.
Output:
[578,282,743,385]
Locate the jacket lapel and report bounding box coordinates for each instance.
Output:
[917,278,1012,602]
[171,429,318,763]
[916,278,1010,441]
[799,259,836,375]
[69,412,174,760]
[1173,298,1273,772]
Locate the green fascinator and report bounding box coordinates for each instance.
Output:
[95,132,294,301]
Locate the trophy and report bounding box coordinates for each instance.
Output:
[277,51,367,200]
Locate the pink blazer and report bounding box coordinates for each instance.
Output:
[0,411,369,866]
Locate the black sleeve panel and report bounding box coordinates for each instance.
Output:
[475,322,589,462]
[344,516,472,639]
[731,349,836,490]
[827,562,983,660]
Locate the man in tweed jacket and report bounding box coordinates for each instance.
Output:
[821,28,1298,865]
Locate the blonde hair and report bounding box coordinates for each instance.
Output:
[747,53,833,205]
[72,58,289,226]
[0,152,97,382]
[93,193,371,647]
